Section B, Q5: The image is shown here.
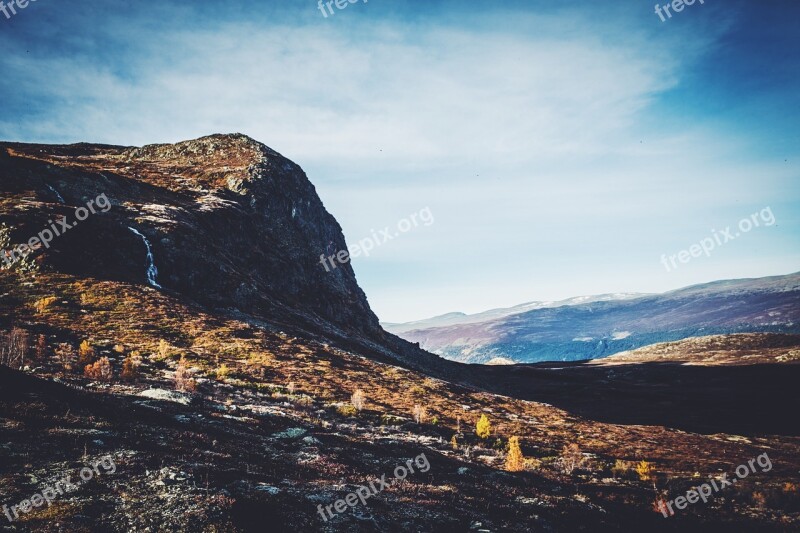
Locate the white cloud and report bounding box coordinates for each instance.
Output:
[2,9,796,323]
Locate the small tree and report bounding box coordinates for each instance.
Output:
[475,414,491,440]
[636,460,656,482]
[412,404,427,424]
[351,389,365,411]
[174,356,196,392]
[506,436,525,472]
[78,340,95,366]
[560,443,585,475]
[121,353,141,382]
[157,339,171,359]
[35,334,48,361]
[0,328,30,369]
[85,357,113,381]
[54,343,77,373]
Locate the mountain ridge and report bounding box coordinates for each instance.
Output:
[387,272,800,363]
[0,134,443,372]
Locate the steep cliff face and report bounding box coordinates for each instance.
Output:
[0,134,389,349]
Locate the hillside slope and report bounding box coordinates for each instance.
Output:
[1,136,799,531]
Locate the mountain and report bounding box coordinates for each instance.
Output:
[386,273,800,363]
[382,293,645,334]
[0,134,441,372]
[2,136,799,531]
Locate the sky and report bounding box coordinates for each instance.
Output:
[0,0,798,322]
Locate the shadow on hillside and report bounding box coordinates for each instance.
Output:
[473,361,800,436]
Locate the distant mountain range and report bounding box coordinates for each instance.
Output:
[383,273,800,363]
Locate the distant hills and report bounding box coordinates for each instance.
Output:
[384,273,800,363]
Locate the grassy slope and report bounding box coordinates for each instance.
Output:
[1,271,799,531]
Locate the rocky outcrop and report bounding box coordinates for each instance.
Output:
[0,134,438,368]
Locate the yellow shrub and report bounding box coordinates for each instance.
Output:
[216,364,231,380]
[612,459,631,478]
[337,404,358,417]
[157,339,170,359]
[636,460,656,481]
[34,296,57,314]
[506,436,525,472]
[78,340,95,365]
[476,414,491,439]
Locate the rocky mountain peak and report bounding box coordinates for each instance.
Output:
[0,135,436,365]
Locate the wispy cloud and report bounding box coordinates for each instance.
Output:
[0,1,797,322]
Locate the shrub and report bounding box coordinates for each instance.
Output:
[506,436,525,472]
[121,353,142,382]
[287,381,296,394]
[380,413,403,426]
[293,395,314,408]
[215,364,231,380]
[612,459,631,479]
[34,296,58,314]
[524,457,542,470]
[409,385,426,397]
[113,344,125,354]
[475,414,491,439]
[337,404,358,417]
[158,339,175,359]
[560,443,586,475]
[54,343,77,373]
[174,357,197,392]
[751,491,767,509]
[451,434,458,450]
[431,416,439,425]
[412,404,427,424]
[84,357,113,381]
[35,334,48,360]
[636,460,656,481]
[351,389,366,411]
[247,353,269,378]
[78,340,96,366]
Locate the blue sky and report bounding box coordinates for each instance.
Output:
[1,0,798,322]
